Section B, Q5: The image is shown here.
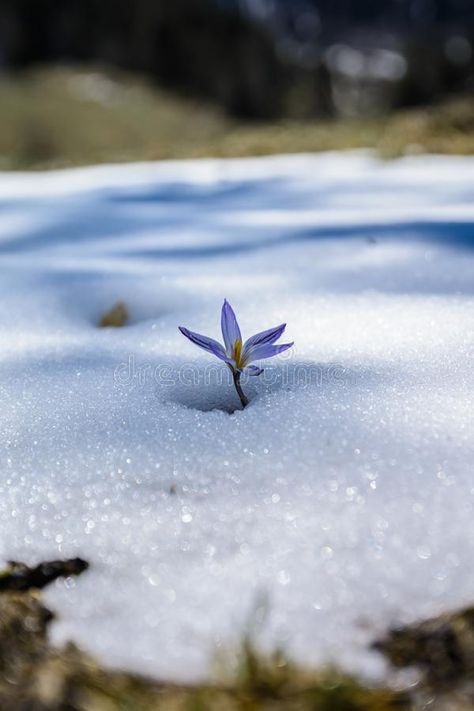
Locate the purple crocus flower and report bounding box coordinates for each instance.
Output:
[179,300,293,408]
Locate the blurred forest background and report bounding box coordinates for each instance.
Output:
[0,0,473,168]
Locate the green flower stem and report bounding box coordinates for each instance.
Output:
[232,370,249,409]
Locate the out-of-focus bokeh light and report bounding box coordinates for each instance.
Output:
[0,0,473,168]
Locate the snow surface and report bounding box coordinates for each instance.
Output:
[0,151,474,681]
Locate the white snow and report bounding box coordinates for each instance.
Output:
[0,151,474,681]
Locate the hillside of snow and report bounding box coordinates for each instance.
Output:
[0,152,473,681]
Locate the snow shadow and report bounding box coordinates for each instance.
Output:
[1,170,474,261]
[0,176,296,254]
[154,358,376,414]
[9,269,186,328]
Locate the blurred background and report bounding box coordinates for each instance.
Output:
[0,0,473,168]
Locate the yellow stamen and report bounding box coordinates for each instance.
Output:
[233,339,243,368]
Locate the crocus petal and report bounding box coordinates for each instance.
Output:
[244,365,264,376]
[245,341,294,363]
[221,299,242,353]
[242,323,286,359]
[178,326,230,362]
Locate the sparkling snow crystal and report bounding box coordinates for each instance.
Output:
[0,152,473,681]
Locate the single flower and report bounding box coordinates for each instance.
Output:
[179,300,293,408]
